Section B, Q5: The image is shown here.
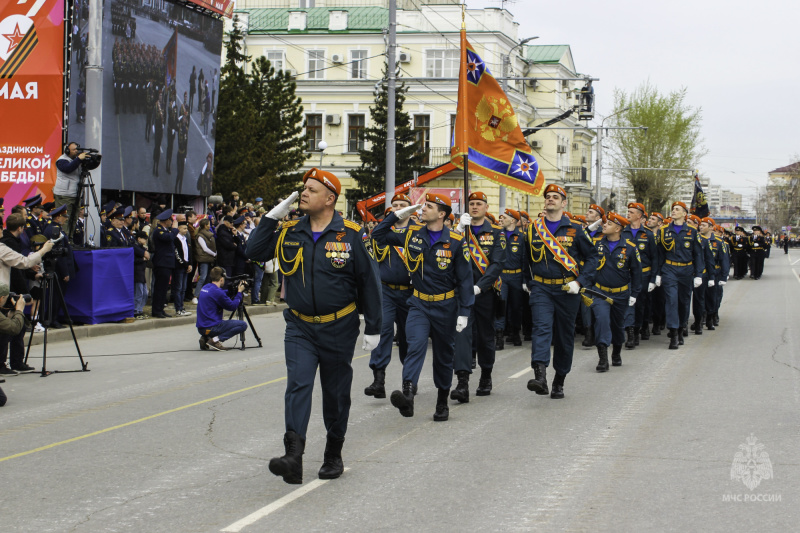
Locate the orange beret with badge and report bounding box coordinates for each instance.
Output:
[543,183,567,198]
[468,191,488,203]
[671,201,688,212]
[607,212,630,227]
[504,208,520,221]
[701,217,715,226]
[628,202,647,217]
[589,204,605,218]
[486,213,498,224]
[391,193,412,205]
[520,210,530,220]
[651,212,664,221]
[687,214,701,225]
[303,167,341,197]
[573,214,587,224]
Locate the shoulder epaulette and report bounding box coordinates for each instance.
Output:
[660,223,670,230]
[344,220,362,231]
[450,230,464,241]
[626,239,635,247]
[280,220,299,232]
[491,224,502,230]
[409,224,423,231]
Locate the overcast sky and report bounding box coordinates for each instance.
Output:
[468,0,800,200]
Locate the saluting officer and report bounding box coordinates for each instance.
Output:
[590,212,642,371]
[580,203,605,348]
[496,209,525,347]
[246,168,382,485]
[451,191,506,402]
[372,193,473,422]
[364,195,414,401]
[690,214,717,335]
[151,209,176,319]
[653,201,705,349]
[524,184,599,399]
[621,203,656,349]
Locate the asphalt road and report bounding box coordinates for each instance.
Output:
[1,253,798,532]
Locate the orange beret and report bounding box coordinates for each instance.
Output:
[627,202,647,216]
[573,214,587,224]
[651,212,664,220]
[504,208,521,221]
[468,191,488,203]
[671,201,688,212]
[564,211,573,219]
[303,168,341,196]
[589,204,605,217]
[426,193,451,209]
[701,217,715,225]
[384,207,393,216]
[687,214,701,225]
[391,193,411,204]
[543,184,567,198]
[448,213,455,222]
[607,212,629,227]
[520,210,530,220]
[486,213,498,224]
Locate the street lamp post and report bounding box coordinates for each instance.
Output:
[318,140,328,168]
[594,106,630,203]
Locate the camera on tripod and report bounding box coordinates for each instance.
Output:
[226,274,253,297]
[78,148,102,171]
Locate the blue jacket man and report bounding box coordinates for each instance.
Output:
[195,266,246,351]
[372,193,473,422]
[524,184,599,399]
[246,168,381,485]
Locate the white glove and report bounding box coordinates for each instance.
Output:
[565,280,581,294]
[362,334,380,351]
[655,275,662,287]
[718,280,727,286]
[523,284,531,294]
[693,277,702,288]
[647,282,656,292]
[708,279,715,287]
[473,285,481,295]
[457,213,472,233]
[629,296,636,306]
[266,191,299,220]
[395,203,422,221]
[587,218,602,232]
[456,316,469,333]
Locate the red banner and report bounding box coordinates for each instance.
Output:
[186,0,234,19]
[0,0,64,204]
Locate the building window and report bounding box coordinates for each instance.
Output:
[299,0,315,7]
[350,50,367,79]
[348,114,365,152]
[266,50,284,72]
[450,114,457,146]
[307,50,325,79]
[425,49,459,78]
[414,115,431,164]
[306,114,323,151]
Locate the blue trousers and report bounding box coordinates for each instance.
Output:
[624,273,650,327]
[252,266,264,303]
[199,319,247,342]
[194,262,211,298]
[134,282,148,314]
[455,289,496,373]
[282,309,360,440]
[172,268,188,311]
[692,275,709,323]
[530,282,580,376]
[369,285,410,370]
[404,298,458,390]
[661,264,693,329]
[592,291,630,347]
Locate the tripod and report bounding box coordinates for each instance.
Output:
[67,169,102,248]
[226,299,262,351]
[24,267,89,376]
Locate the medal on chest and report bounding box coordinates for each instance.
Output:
[325,241,351,268]
[616,248,627,269]
[436,249,452,270]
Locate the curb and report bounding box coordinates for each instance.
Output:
[24,304,288,346]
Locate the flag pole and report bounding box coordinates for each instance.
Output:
[459,4,469,212]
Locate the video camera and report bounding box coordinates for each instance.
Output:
[78,147,102,171]
[226,274,253,298]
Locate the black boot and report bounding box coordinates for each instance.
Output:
[390,380,415,417]
[678,328,685,345]
[527,363,549,395]
[652,323,661,336]
[471,351,477,369]
[523,332,532,341]
[475,368,492,396]
[668,328,679,349]
[509,329,522,346]
[550,373,565,399]
[706,314,716,330]
[611,344,622,366]
[364,368,386,398]
[318,436,345,480]
[640,322,650,340]
[433,388,449,421]
[634,327,640,346]
[495,330,505,351]
[596,345,609,372]
[582,327,595,347]
[625,327,636,349]
[692,318,703,335]
[682,324,689,338]
[713,313,720,326]
[450,370,470,403]
[269,431,305,484]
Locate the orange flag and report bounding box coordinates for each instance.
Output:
[450,30,545,196]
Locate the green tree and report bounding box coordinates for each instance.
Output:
[608,82,707,213]
[215,18,306,203]
[346,69,425,207]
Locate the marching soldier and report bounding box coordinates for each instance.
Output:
[451,192,505,402]
[524,184,599,399]
[152,96,164,177]
[372,193,473,421]
[622,202,656,348]
[653,201,705,349]
[645,212,666,335]
[590,212,642,371]
[166,99,178,174]
[246,169,382,485]
[580,203,605,348]
[175,108,189,194]
[730,226,749,279]
[364,195,414,400]
[709,224,730,327]
[749,226,768,279]
[690,215,717,335]
[698,218,727,330]
[497,209,525,347]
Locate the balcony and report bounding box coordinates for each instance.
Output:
[425,147,452,168]
[563,166,589,184]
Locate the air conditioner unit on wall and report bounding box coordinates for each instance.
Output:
[530,140,542,149]
[572,143,579,150]
[557,145,567,154]
[331,54,343,64]
[326,114,341,125]
[398,51,411,63]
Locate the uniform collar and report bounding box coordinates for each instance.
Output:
[669,221,689,234]
[419,225,449,245]
[294,211,346,237]
[470,219,494,234]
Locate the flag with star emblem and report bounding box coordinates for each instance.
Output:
[690,170,709,218]
[450,29,545,196]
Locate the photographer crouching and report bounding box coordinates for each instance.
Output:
[0,283,32,406]
[196,266,247,351]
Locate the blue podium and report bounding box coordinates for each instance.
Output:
[63,248,134,324]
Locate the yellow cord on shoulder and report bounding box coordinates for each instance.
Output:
[660,226,675,252]
[527,224,546,263]
[404,229,424,274]
[276,227,305,285]
[374,242,391,263]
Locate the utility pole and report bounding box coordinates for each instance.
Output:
[86,0,103,240]
[385,0,397,208]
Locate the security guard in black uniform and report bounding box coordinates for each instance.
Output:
[524,184,599,399]
[497,209,525,347]
[372,193,473,421]
[246,169,382,485]
[151,209,176,318]
[452,191,506,402]
[590,212,642,371]
[622,202,656,348]
[749,226,768,279]
[730,226,749,279]
[364,195,414,400]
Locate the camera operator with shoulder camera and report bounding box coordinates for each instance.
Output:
[196,266,247,351]
[0,283,32,406]
[54,142,89,237]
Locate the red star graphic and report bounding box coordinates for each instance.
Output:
[3,23,25,55]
